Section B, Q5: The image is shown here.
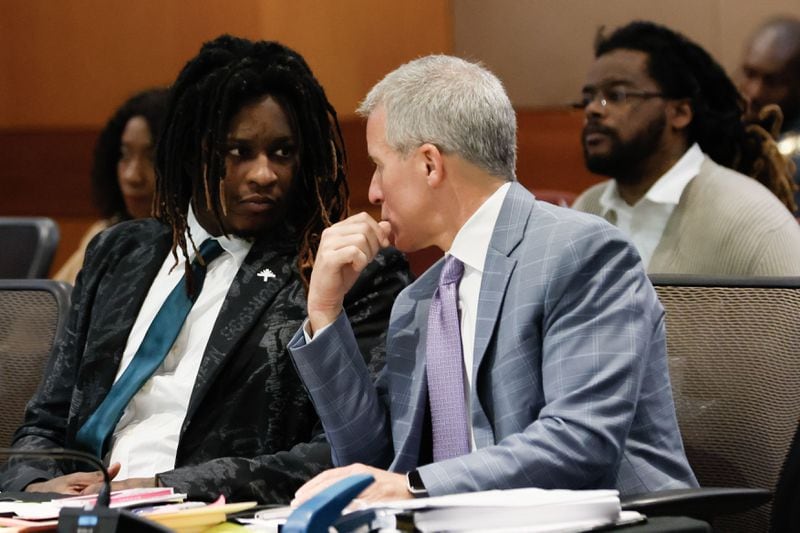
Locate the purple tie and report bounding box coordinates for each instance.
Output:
[426,254,470,462]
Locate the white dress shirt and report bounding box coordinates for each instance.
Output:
[107,207,251,479]
[597,143,704,268]
[446,182,510,450]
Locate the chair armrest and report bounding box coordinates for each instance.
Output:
[621,487,772,521]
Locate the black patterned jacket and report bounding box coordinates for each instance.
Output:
[0,219,411,503]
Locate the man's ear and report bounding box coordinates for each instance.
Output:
[668,99,693,131]
[419,143,444,187]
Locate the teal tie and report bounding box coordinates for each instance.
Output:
[75,238,225,458]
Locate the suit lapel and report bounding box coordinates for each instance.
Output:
[472,183,531,371]
[183,235,296,427]
[471,183,532,447]
[389,260,442,470]
[75,226,172,422]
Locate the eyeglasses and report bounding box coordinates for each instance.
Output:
[573,86,665,109]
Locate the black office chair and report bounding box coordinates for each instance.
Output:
[622,275,800,533]
[0,280,72,456]
[0,217,60,278]
[771,421,800,532]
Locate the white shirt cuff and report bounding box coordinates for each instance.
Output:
[302,318,334,343]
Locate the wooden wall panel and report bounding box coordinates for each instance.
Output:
[516,108,597,192]
[0,129,97,217]
[454,0,800,109]
[0,0,452,128]
[0,0,453,275]
[0,0,262,128]
[251,1,454,120]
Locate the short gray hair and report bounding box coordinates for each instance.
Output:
[357,55,517,181]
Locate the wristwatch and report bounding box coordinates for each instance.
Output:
[406,469,428,497]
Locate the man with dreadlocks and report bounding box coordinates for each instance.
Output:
[0,35,410,502]
[574,21,800,276]
[739,16,800,215]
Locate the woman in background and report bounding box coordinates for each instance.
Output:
[54,88,168,283]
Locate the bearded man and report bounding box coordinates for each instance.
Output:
[573,21,800,276]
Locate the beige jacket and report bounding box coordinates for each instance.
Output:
[573,157,800,276]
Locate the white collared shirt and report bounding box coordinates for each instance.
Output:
[446,182,511,450]
[597,143,703,267]
[107,206,252,479]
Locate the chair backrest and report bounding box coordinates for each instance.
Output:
[0,280,71,455]
[650,275,800,533]
[0,217,60,278]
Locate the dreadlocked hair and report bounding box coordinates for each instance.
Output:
[154,35,349,294]
[92,88,169,220]
[596,21,797,212]
[738,104,798,212]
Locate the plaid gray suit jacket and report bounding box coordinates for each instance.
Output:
[289,182,698,496]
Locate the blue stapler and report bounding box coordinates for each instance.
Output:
[282,474,375,533]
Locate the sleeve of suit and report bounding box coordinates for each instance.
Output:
[288,310,395,469]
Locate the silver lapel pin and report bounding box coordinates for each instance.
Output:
[258,268,277,282]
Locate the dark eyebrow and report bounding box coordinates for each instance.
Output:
[224,136,297,149]
[583,77,639,90]
[600,78,637,88]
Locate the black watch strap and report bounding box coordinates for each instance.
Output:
[406,469,428,497]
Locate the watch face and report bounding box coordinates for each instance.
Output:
[407,470,428,497]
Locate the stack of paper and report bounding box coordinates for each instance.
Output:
[0,488,187,531]
[245,488,642,532]
[0,488,256,533]
[52,487,185,510]
[378,488,637,532]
